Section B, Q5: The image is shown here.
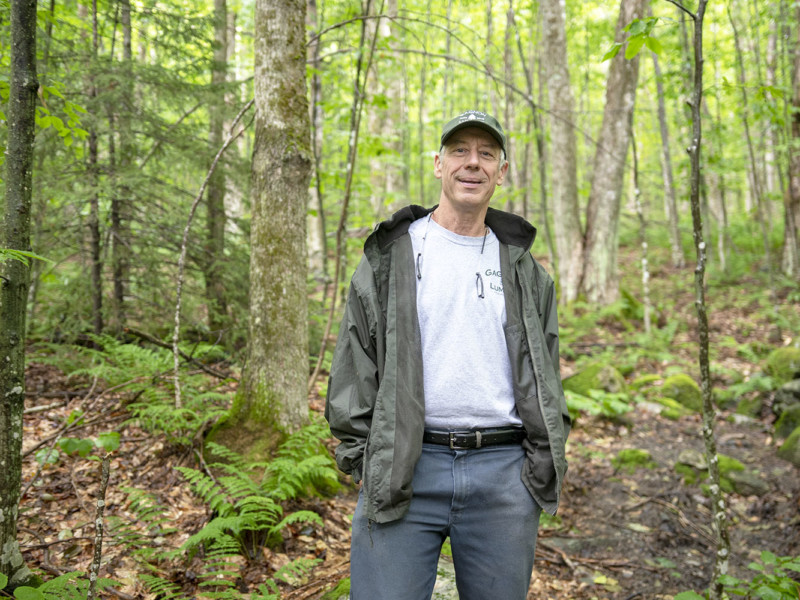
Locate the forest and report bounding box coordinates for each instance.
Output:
[1,0,799,598]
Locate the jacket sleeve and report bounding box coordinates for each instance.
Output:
[537,267,571,438]
[324,259,380,483]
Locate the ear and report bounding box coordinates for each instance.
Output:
[433,153,443,180]
[496,160,509,185]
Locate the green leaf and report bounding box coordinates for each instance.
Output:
[95,432,120,452]
[625,19,647,36]
[602,42,622,62]
[748,561,766,572]
[0,573,8,589]
[645,36,663,56]
[760,550,778,564]
[59,437,94,457]
[752,585,783,600]
[35,448,60,466]
[14,587,46,600]
[674,592,705,600]
[625,35,646,59]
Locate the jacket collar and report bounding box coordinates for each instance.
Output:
[367,204,537,252]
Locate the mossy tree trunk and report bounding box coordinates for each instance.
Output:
[217,0,312,457]
[0,0,37,585]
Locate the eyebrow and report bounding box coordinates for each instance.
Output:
[446,137,500,151]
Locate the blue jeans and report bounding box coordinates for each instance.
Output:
[350,443,542,600]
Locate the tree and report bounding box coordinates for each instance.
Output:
[678,0,732,597]
[784,2,800,277]
[0,0,38,586]
[582,0,646,304]
[214,0,312,456]
[541,0,583,303]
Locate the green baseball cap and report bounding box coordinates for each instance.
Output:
[440,110,507,156]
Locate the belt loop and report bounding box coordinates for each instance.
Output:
[475,430,482,449]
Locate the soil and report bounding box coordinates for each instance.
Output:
[14,288,800,600]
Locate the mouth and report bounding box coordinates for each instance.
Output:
[457,176,485,187]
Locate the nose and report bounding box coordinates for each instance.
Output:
[464,148,480,168]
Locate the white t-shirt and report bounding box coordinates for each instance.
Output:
[409,215,522,430]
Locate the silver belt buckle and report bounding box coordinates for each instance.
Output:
[449,431,481,449]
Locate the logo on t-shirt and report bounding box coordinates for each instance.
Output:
[484,268,503,294]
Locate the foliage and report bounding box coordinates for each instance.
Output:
[565,389,632,421]
[35,335,230,445]
[611,448,657,474]
[676,551,800,600]
[0,571,118,600]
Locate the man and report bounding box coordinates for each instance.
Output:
[325,110,570,600]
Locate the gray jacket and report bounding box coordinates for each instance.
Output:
[325,205,570,523]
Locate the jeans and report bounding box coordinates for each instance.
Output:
[350,443,542,600]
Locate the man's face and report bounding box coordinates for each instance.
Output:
[434,127,508,212]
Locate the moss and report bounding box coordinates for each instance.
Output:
[612,448,657,473]
[630,373,661,391]
[764,346,800,384]
[656,397,693,420]
[562,363,627,396]
[661,374,702,413]
[676,453,745,494]
[775,405,800,439]
[777,426,800,468]
[736,395,763,418]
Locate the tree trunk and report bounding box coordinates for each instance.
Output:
[88,0,103,336]
[204,0,229,339]
[683,2,732,598]
[222,0,312,454]
[652,50,685,269]
[785,2,800,276]
[307,0,327,280]
[582,0,645,305]
[0,0,38,586]
[541,0,583,302]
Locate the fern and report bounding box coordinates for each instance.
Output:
[138,574,183,599]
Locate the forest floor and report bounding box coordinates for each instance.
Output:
[16,276,800,600]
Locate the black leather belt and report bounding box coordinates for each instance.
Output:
[422,427,526,450]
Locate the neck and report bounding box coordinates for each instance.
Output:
[431,203,488,237]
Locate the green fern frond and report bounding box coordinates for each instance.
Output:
[139,574,183,599]
[269,510,323,536]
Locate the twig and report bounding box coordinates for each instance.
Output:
[172,98,254,409]
[23,400,67,414]
[70,461,93,517]
[86,453,111,600]
[124,326,234,381]
[664,0,696,20]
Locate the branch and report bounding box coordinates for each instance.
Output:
[124,326,234,381]
[171,98,254,408]
[664,0,696,20]
[86,453,111,600]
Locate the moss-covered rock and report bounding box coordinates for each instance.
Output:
[630,373,661,391]
[773,379,800,417]
[736,395,763,419]
[675,450,747,494]
[775,404,800,439]
[764,346,800,384]
[727,469,769,497]
[562,363,627,396]
[777,426,800,468]
[655,397,693,421]
[661,374,702,413]
[612,448,657,473]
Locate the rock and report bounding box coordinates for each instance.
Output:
[736,395,763,419]
[775,404,800,439]
[661,374,702,413]
[562,363,627,396]
[777,426,800,468]
[677,448,707,470]
[773,379,800,417]
[727,469,770,496]
[764,347,800,384]
[612,448,657,473]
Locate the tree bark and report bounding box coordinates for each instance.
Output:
[307,0,327,280]
[0,0,38,586]
[682,2,732,597]
[204,0,229,339]
[541,0,583,302]
[582,0,645,305]
[652,50,685,269]
[88,0,103,336]
[784,2,800,276]
[224,0,312,453]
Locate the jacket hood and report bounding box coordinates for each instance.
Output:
[367,205,537,252]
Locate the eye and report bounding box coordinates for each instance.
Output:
[481,150,495,159]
